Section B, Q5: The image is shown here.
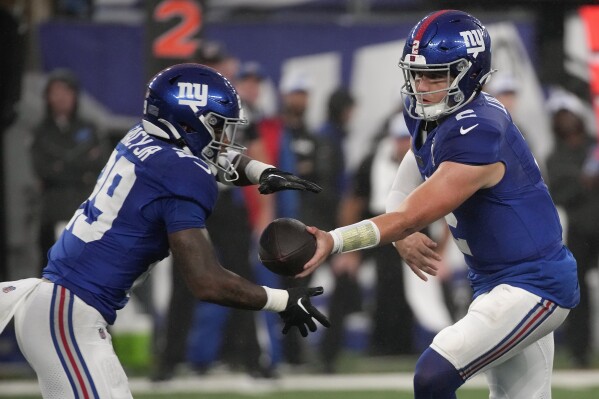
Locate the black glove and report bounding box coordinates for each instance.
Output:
[279,286,330,337]
[258,168,322,194]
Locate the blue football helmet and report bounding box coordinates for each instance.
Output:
[142,63,247,180]
[399,10,494,121]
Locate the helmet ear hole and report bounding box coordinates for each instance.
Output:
[207,114,224,129]
[207,115,219,126]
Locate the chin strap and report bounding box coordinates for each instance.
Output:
[475,69,496,95]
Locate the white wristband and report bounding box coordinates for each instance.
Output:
[245,160,275,184]
[261,286,289,312]
[329,220,381,253]
[330,230,342,254]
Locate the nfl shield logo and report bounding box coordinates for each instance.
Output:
[2,286,16,293]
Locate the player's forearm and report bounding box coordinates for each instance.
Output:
[224,152,274,186]
[329,211,419,254]
[374,211,425,244]
[197,267,291,313]
[193,266,268,310]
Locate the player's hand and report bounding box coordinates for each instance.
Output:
[298,226,334,278]
[258,168,322,194]
[394,232,442,281]
[279,286,330,337]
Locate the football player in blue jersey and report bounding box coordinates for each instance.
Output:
[0,63,329,398]
[301,10,579,399]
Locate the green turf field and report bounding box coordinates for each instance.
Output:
[6,389,599,399]
[2,350,598,398]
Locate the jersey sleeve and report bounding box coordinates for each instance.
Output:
[156,152,219,222]
[435,120,502,166]
[145,197,209,233]
[386,150,423,213]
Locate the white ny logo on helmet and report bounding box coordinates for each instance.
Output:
[459,29,485,58]
[177,82,208,112]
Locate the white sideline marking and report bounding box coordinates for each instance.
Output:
[1,371,598,396]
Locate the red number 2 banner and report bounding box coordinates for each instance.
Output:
[152,0,203,59]
[145,0,204,80]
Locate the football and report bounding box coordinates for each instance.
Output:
[258,218,317,277]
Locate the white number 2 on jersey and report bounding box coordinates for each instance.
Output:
[66,152,137,243]
[444,212,473,256]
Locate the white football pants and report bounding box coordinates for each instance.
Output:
[14,281,133,399]
[431,284,569,399]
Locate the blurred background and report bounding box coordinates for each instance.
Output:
[1,0,599,395]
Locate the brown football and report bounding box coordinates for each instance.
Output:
[258,218,317,277]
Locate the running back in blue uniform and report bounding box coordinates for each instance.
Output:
[302,10,579,399]
[43,125,218,324]
[3,64,329,399]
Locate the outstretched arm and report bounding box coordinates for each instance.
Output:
[216,151,322,194]
[299,160,505,278]
[169,227,329,335]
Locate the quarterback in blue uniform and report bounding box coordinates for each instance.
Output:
[0,64,329,398]
[302,10,579,399]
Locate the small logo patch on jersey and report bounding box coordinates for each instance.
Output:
[460,124,479,135]
[2,286,16,293]
[98,328,106,339]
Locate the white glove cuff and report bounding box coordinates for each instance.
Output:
[261,286,289,312]
[245,160,275,184]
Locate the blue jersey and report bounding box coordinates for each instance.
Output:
[43,124,218,324]
[405,94,579,308]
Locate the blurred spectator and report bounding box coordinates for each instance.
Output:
[545,90,599,369]
[330,112,418,366]
[236,61,266,122]
[195,40,239,82]
[485,73,519,113]
[29,68,105,275]
[311,87,356,373]
[265,70,319,222]
[0,4,25,281]
[311,87,354,231]
[485,73,532,141]
[0,4,23,132]
[368,112,424,355]
[258,69,319,366]
[235,61,276,233]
